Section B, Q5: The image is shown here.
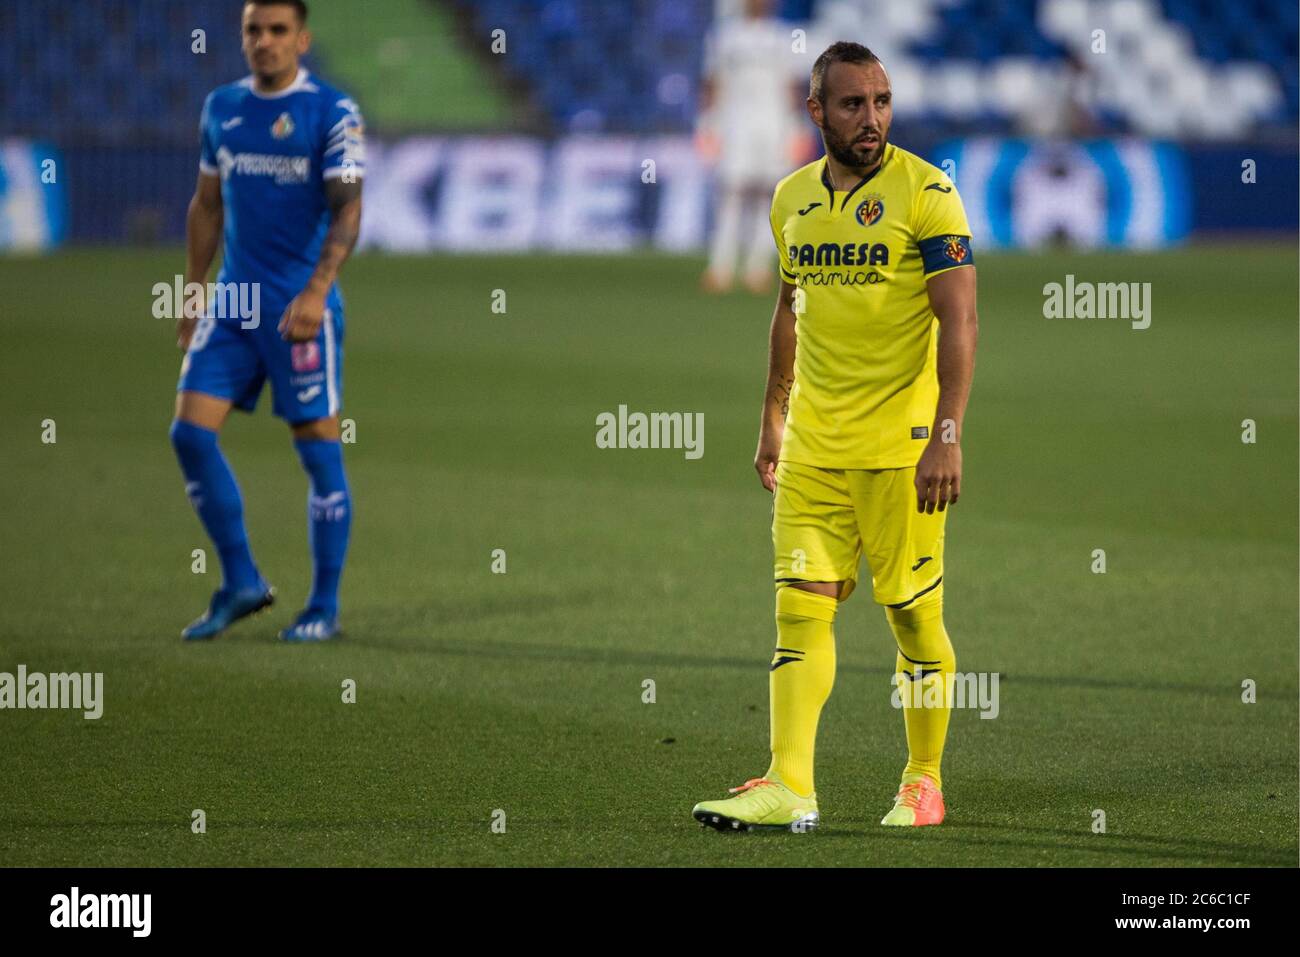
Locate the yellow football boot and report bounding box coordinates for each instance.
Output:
[692,774,819,833]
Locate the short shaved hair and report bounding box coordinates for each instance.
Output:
[809,41,880,104]
[246,0,309,24]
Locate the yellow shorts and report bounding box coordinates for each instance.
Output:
[772,460,947,607]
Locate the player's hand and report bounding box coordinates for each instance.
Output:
[279,287,326,343]
[754,427,783,493]
[915,437,961,513]
[176,282,206,350]
[176,315,198,351]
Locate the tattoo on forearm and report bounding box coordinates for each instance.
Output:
[312,179,362,286]
[321,210,359,260]
[772,374,794,418]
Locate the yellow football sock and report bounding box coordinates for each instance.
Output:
[765,586,837,797]
[887,586,955,791]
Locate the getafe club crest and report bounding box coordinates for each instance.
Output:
[271,111,295,139]
[855,193,885,227]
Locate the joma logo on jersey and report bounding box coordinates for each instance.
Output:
[855,194,885,227]
[788,242,890,268]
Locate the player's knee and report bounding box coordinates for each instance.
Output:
[291,416,340,442]
[169,418,215,456]
[884,579,944,626]
[885,585,951,657]
[885,601,944,642]
[776,583,839,625]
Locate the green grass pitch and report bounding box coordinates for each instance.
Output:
[0,245,1295,867]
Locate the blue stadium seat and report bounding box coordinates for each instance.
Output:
[3,0,1295,142]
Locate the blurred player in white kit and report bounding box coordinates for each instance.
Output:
[697,0,807,294]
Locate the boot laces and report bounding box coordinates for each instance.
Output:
[897,780,929,809]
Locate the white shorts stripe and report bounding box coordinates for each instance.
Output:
[323,310,339,416]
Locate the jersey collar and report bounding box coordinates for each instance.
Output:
[820,144,893,219]
[241,67,312,99]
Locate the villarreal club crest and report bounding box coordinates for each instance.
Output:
[855,193,885,227]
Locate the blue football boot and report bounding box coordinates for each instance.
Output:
[279,608,341,643]
[181,584,276,641]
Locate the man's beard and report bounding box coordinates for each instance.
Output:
[249,51,289,83]
[821,122,886,174]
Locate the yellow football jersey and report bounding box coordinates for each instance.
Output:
[770,143,974,469]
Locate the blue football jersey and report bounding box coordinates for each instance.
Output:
[198,68,364,316]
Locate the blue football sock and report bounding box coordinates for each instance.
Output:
[169,419,262,592]
[294,438,351,618]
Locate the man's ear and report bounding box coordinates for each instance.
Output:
[806,96,821,126]
[297,28,312,55]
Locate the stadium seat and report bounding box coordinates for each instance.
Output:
[3,0,1293,145]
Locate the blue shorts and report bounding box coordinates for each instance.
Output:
[177,305,344,424]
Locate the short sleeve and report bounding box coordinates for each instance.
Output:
[913,175,974,275]
[771,201,796,283]
[198,94,218,176]
[322,95,366,181]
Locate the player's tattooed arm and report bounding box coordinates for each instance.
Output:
[311,178,363,291]
[279,178,363,342]
[916,265,978,513]
[178,172,223,349]
[755,281,798,493]
[772,373,794,418]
